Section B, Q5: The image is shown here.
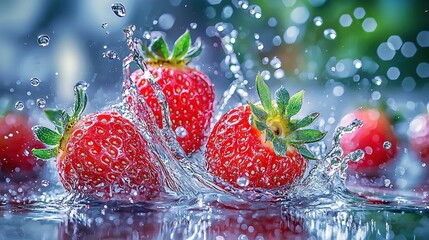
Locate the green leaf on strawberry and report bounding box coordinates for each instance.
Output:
[251,73,326,159]
[32,84,87,160]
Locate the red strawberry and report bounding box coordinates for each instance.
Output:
[339,108,399,174]
[130,30,215,155]
[0,107,44,181]
[32,84,161,202]
[409,113,429,164]
[205,74,326,190]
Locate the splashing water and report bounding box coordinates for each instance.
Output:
[97,26,378,205]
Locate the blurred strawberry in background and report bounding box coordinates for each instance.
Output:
[339,107,399,176]
[0,98,45,181]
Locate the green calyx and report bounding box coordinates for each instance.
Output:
[249,73,327,160]
[140,29,202,65]
[32,83,88,160]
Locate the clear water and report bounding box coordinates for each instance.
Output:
[1,1,429,239]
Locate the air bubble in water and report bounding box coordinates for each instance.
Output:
[36,98,46,108]
[37,34,50,46]
[175,126,188,138]
[323,29,337,40]
[248,5,262,19]
[236,176,249,187]
[101,23,108,29]
[102,50,119,60]
[313,16,323,26]
[190,22,198,29]
[30,77,40,86]
[15,101,24,111]
[111,3,126,17]
[41,180,50,187]
[383,141,392,149]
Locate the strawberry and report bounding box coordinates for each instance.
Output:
[339,108,399,174]
[0,102,45,181]
[409,113,429,164]
[205,74,326,190]
[130,30,215,155]
[31,84,161,202]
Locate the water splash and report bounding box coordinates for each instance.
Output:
[113,25,225,198]
[213,23,249,119]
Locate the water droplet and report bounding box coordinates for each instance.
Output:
[313,16,323,26]
[142,31,151,40]
[111,3,126,17]
[248,5,262,19]
[15,101,24,111]
[339,14,353,27]
[353,59,362,69]
[102,50,119,60]
[270,57,282,69]
[75,81,89,91]
[190,22,198,29]
[260,70,271,80]
[422,163,427,168]
[123,24,136,38]
[37,34,50,47]
[41,179,50,187]
[234,0,249,9]
[175,126,188,138]
[323,28,337,40]
[30,77,40,86]
[36,98,46,108]
[23,150,29,156]
[383,141,392,149]
[256,41,264,51]
[237,176,249,187]
[101,22,108,29]
[372,76,383,86]
[262,57,269,65]
[348,149,365,162]
[384,179,391,187]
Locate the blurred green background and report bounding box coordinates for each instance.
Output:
[0,0,428,113]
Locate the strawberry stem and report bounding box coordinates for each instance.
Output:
[32,82,89,160]
[249,72,326,159]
